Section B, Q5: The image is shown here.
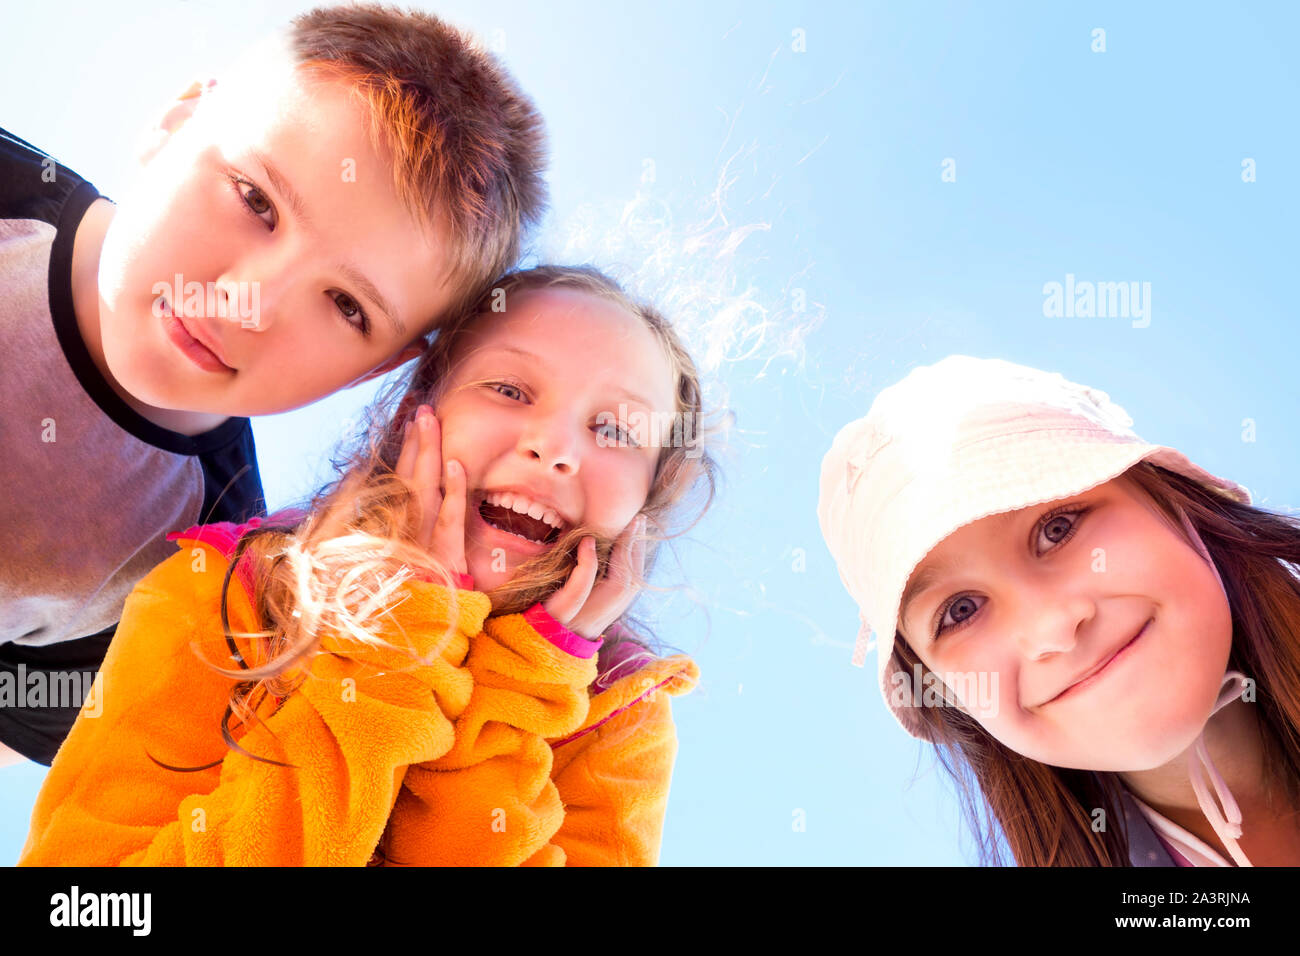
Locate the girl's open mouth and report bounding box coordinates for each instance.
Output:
[472,495,563,555]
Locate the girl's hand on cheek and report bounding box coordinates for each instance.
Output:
[543,515,648,639]
[393,404,468,578]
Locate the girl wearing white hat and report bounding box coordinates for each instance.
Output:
[816,355,1300,866]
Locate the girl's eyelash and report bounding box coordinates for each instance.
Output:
[227,173,370,337]
[597,419,640,447]
[489,379,527,401]
[486,380,639,446]
[931,503,1089,639]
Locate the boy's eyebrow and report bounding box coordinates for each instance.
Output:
[252,150,310,225]
[338,263,405,337]
[251,150,405,337]
[482,345,655,409]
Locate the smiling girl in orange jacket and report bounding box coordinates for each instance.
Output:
[20,265,721,867]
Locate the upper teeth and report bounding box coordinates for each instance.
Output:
[484,491,566,530]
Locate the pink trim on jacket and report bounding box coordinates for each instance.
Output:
[410,567,476,591]
[165,510,308,598]
[523,603,603,658]
[166,515,661,742]
[168,511,479,595]
[551,672,680,749]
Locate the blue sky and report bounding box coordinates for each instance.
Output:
[3,1,1297,865]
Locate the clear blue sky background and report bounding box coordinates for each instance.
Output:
[3,1,1297,865]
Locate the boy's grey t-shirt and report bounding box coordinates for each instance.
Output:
[0,127,265,761]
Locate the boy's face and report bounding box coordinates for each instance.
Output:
[433,288,679,593]
[896,476,1233,772]
[96,59,456,416]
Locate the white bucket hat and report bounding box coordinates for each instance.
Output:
[815,355,1251,742]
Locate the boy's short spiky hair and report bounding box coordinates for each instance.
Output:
[289,4,548,335]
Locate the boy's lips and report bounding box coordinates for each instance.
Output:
[160,300,235,373]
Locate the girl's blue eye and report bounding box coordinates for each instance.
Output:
[1035,509,1084,555]
[932,506,1088,638]
[485,384,641,448]
[595,420,638,446]
[936,594,984,634]
[491,382,525,401]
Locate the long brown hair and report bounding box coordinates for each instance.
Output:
[195,265,726,773]
[891,461,1300,865]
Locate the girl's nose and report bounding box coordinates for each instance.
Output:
[520,418,580,474]
[1013,593,1096,660]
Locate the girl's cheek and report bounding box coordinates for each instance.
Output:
[950,630,1017,718]
[581,459,628,519]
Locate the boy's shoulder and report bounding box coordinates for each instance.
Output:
[0,128,265,649]
[0,126,98,229]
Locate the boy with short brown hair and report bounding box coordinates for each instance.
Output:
[0,3,549,765]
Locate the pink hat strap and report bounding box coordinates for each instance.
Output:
[852,612,873,668]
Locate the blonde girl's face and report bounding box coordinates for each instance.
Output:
[896,476,1234,771]
[434,287,678,592]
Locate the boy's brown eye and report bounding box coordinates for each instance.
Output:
[245,188,271,215]
[331,292,370,335]
[229,174,275,228]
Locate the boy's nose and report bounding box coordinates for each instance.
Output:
[209,274,274,332]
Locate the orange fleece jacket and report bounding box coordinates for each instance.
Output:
[19,531,698,866]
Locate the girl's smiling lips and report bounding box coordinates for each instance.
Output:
[468,493,556,557]
[1042,618,1152,706]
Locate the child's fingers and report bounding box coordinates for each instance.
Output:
[413,407,443,548]
[578,516,645,628]
[542,536,599,626]
[394,417,419,481]
[595,515,643,594]
[429,459,468,574]
[607,515,646,589]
